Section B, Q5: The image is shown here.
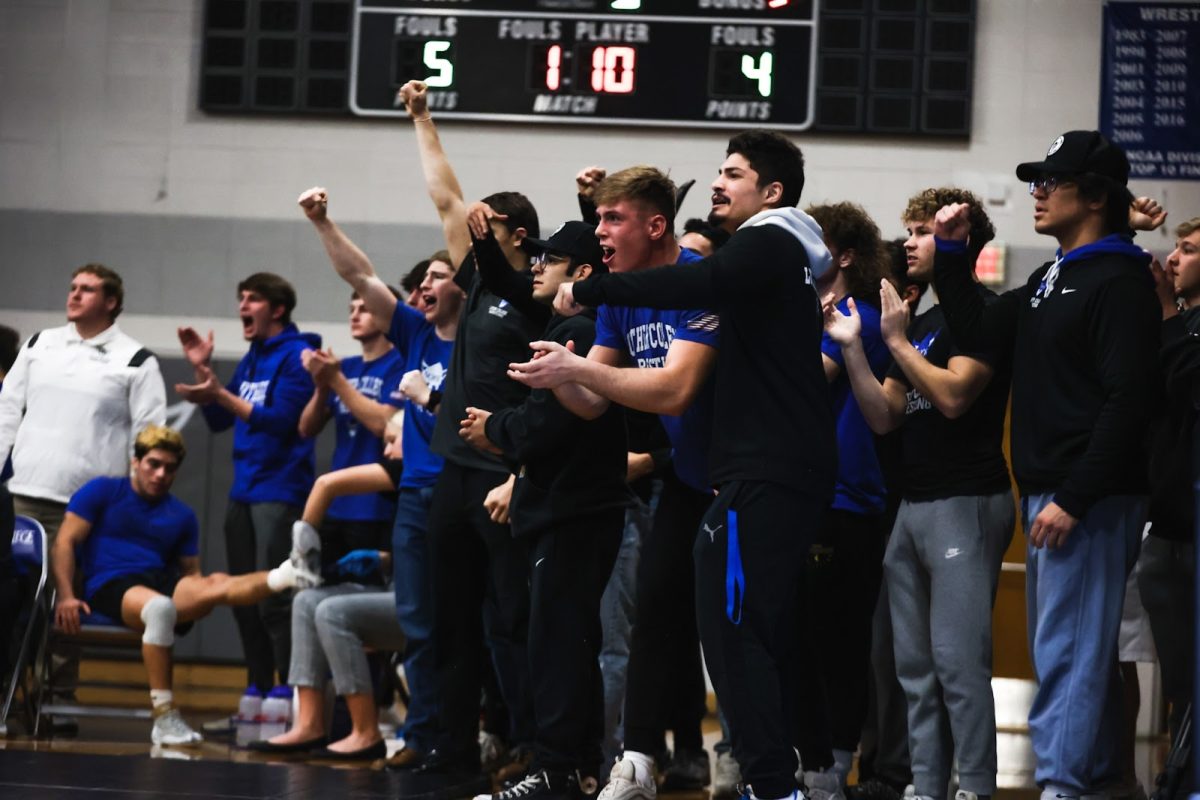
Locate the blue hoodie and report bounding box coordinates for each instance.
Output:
[202,324,321,505]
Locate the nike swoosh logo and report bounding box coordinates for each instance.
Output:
[1061,288,1076,294]
[535,557,545,568]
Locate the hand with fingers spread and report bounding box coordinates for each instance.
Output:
[879,279,912,346]
[1129,196,1168,232]
[576,166,608,199]
[507,340,579,389]
[297,186,329,222]
[933,202,972,243]
[1027,501,1078,549]
[174,363,222,404]
[397,80,429,119]
[821,292,861,346]
[177,327,214,368]
[466,201,508,240]
[459,406,502,454]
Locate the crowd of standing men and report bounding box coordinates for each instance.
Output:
[1,75,1198,800]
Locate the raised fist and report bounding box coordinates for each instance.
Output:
[576,166,607,199]
[397,80,429,119]
[297,186,329,222]
[933,203,972,243]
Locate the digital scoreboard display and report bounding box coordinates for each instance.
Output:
[350,1,817,130]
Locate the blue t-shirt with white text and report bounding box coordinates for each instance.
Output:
[388,303,455,489]
[326,350,407,520]
[593,248,718,493]
[68,476,199,600]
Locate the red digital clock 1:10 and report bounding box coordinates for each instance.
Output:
[530,44,638,95]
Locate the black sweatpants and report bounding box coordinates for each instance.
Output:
[225,500,299,690]
[318,517,392,566]
[428,461,533,761]
[624,472,712,755]
[529,509,623,775]
[695,480,827,800]
[799,508,885,763]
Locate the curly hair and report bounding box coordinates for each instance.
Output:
[902,187,996,261]
[807,202,893,307]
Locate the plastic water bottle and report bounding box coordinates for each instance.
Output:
[259,686,293,740]
[235,686,263,747]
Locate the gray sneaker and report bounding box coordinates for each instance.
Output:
[711,752,741,800]
[151,707,203,746]
[291,520,322,577]
[803,770,846,800]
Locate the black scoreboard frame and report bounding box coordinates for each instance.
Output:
[198,0,976,138]
[348,1,820,131]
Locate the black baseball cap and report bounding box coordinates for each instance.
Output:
[1016,130,1130,185]
[522,220,605,270]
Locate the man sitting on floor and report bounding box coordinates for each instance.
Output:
[51,424,316,746]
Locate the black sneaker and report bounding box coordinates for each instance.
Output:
[846,780,903,800]
[474,770,584,800]
[661,748,711,791]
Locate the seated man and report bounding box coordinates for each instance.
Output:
[51,424,315,746]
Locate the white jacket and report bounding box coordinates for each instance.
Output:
[0,323,167,503]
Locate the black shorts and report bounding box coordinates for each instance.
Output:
[86,571,193,635]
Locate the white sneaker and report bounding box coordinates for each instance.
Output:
[291,520,321,576]
[804,770,846,800]
[599,758,657,800]
[151,707,203,746]
[269,558,322,590]
[712,751,742,800]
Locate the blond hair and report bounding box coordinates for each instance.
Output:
[134,424,186,462]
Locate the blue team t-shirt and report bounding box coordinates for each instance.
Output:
[821,297,892,515]
[325,350,407,521]
[593,248,718,493]
[388,303,455,489]
[67,476,199,600]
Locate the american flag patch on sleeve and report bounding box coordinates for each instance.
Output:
[686,313,719,332]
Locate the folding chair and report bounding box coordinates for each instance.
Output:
[1,515,49,736]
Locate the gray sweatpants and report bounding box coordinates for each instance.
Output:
[289,585,406,697]
[885,492,1014,799]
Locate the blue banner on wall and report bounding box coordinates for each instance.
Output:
[1100,2,1200,181]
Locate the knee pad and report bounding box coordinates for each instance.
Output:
[140,595,177,647]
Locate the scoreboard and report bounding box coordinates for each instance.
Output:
[349,1,818,130]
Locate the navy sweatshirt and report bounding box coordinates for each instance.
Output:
[933,235,1160,518]
[202,324,321,506]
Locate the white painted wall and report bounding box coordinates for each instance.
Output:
[1,0,1195,255]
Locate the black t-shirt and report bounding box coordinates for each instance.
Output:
[1148,307,1200,541]
[889,289,1011,500]
[573,220,836,498]
[430,253,547,472]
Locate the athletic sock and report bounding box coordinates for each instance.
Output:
[831,750,854,786]
[150,689,174,711]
